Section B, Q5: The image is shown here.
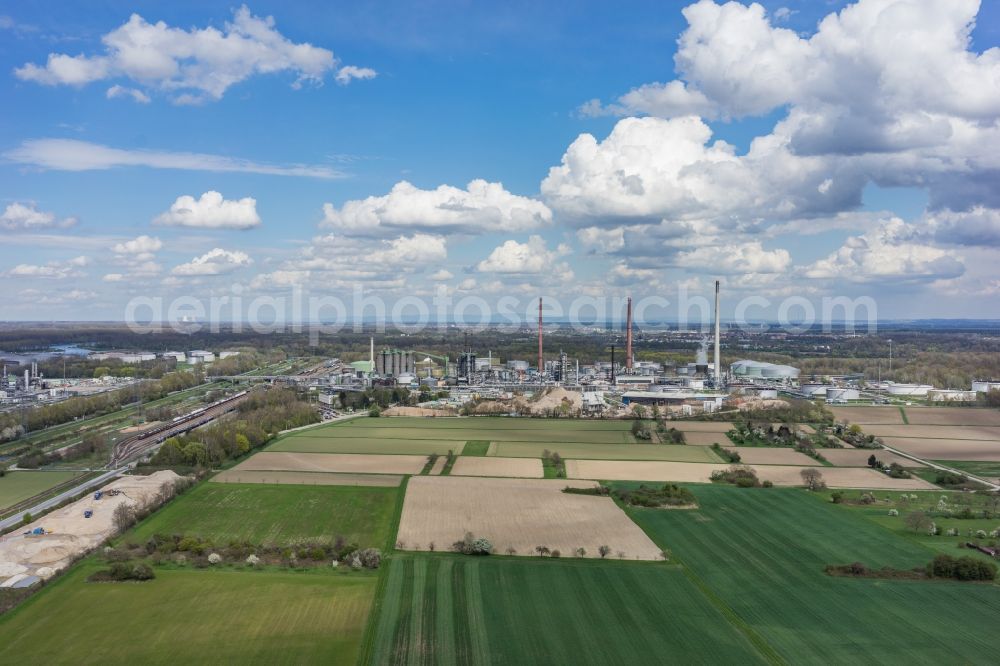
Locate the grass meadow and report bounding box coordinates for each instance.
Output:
[0,470,81,511]
[131,481,399,548]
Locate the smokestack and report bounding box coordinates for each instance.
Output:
[625,297,633,371]
[370,337,374,367]
[538,298,544,375]
[714,280,721,385]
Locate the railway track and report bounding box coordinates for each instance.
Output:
[109,390,254,466]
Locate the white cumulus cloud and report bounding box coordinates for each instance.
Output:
[15,5,374,103]
[804,218,965,282]
[477,235,570,274]
[172,248,252,276]
[322,179,551,236]
[0,202,77,231]
[154,191,261,229]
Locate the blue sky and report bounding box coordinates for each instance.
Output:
[2,1,999,323]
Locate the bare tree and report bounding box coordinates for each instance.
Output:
[905,510,932,533]
[535,545,550,557]
[575,547,586,557]
[598,545,611,559]
[505,546,517,556]
[112,503,136,534]
[800,468,826,491]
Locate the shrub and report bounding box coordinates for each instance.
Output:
[207,553,222,565]
[711,465,761,488]
[888,508,899,516]
[245,554,260,566]
[357,548,382,569]
[928,554,997,581]
[452,532,492,555]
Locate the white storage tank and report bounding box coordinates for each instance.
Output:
[825,387,860,402]
[885,382,933,396]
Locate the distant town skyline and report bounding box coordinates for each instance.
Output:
[2,0,1000,320]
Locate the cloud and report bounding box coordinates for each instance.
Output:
[112,235,162,258]
[172,248,252,276]
[541,115,859,224]
[371,234,447,263]
[249,269,310,290]
[322,179,551,236]
[0,202,77,231]
[4,255,89,279]
[106,84,150,104]
[925,207,1000,247]
[103,273,124,282]
[429,269,454,281]
[5,139,344,179]
[477,235,570,275]
[672,241,791,274]
[804,218,965,283]
[573,0,1000,218]
[154,191,261,229]
[15,5,374,103]
[576,226,625,253]
[335,65,377,84]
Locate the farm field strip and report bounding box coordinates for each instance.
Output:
[131,482,399,547]
[233,451,428,475]
[829,406,905,424]
[211,469,402,487]
[367,555,767,665]
[567,460,937,489]
[270,436,467,456]
[449,456,543,478]
[338,417,635,431]
[298,427,635,444]
[490,441,721,462]
[626,485,1000,664]
[901,408,1000,426]
[859,424,1000,440]
[396,476,663,560]
[0,566,376,665]
[679,431,732,446]
[883,437,1000,462]
[820,449,926,468]
[722,447,816,465]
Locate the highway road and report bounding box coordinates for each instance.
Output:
[0,467,125,532]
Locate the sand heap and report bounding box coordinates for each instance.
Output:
[469,387,583,416]
[0,470,182,585]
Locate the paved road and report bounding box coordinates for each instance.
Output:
[0,467,125,532]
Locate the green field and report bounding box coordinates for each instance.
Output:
[345,417,634,431]
[0,471,81,511]
[493,441,722,462]
[271,435,467,455]
[813,488,1000,560]
[131,481,399,548]
[0,566,375,665]
[310,417,636,444]
[934,460,1000,479]
[366,554,765,665]
[462,440,490,456]
[625,484,1000,664]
